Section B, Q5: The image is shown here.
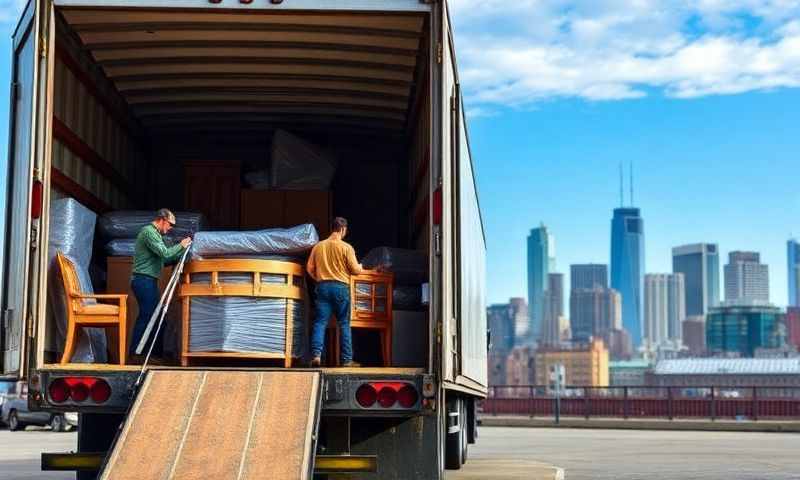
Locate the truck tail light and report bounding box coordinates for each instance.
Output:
[31,180,43,219]
[377,387,397,408]
[48,378,69,403]
[397,385,419,408]
[356,384,377,407]
[432,187,443,225]
[355,382,419,409]
[48,377,112,404]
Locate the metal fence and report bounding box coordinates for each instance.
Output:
[482,386,800,420]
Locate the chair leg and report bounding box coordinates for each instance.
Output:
[60,324,78,365]
[118,304,127,366]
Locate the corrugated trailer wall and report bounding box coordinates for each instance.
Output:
[50,16,148,213]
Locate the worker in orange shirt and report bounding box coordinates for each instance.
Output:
[306,217,363,367]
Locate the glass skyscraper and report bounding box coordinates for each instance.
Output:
[611,208,645,347]
[789,239,800,307]
[672,243,720,316]
[707,305,785,357]
[527,225,553,342]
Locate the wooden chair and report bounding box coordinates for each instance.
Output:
[56,252,128,365]
[327,271,394,367]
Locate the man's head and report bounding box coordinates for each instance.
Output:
[153,208,176,235]
[332,217,348,239]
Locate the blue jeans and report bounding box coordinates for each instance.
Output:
[310,281,352,364]
[130,274,161,357]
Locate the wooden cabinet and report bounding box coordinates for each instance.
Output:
[184,161,241,229]
[106,257,174,349]
[240,189,332,238]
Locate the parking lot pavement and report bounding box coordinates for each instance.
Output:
[0,428,76,480]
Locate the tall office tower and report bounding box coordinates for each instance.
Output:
[542,273,564,346]
[724,251,769,305]
[571,264,609,290]
[644,274,686,348]
[789,239,800,307]
[527,225,553,341]
[611,208,645,346]
[672,243,720,316]
[509,297,529,346]
[486,303,516,358]
[570,287,622,342]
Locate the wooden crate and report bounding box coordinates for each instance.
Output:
[184,161,241,229]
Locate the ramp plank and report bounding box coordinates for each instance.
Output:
[101,370,321,480]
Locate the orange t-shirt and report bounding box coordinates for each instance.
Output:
[306,237,363,284]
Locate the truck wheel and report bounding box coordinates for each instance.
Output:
[50,414,66,432]
[8,410,22,431]
[444,398,464,470]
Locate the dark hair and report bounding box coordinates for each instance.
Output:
[332,217,348,232]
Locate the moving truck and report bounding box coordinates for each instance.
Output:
[1,0,487,478]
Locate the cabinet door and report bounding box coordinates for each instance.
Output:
[184,162,241,229]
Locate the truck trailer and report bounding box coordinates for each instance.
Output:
[1,0,487,478]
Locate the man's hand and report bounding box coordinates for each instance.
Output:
[180,237,193,248]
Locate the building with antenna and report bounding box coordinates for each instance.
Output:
[611,162,645,347]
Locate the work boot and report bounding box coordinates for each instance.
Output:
[310,356,322,367]
[341,361,361,368]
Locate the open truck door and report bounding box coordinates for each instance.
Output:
[2,0,53,377]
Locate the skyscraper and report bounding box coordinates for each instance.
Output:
[789,239,800,307]
[724,251,769,305]
[486,304,516,358]
[570,287,621,342]
[643,273,685,348]
[509,298,529,346]
[672,243,720,316]
[527,225,553,341]
[542,273,564,346]
[571,264,609,290]
[707,304,785,357]
[611,208,645,346]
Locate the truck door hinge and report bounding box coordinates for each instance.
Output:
[436,42,442,64]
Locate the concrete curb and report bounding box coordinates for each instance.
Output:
[479,416,800,433]
[447,458,564,480]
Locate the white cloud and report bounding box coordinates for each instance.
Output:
[0,0,27,24]
[450,0,800,105]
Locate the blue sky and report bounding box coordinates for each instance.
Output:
[0,1,798,308]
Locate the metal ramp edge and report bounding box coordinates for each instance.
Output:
[100,370,322,480]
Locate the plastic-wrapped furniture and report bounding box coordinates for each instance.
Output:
[327,271,394,367]
[56,253,128,365]
[178,259,307,367]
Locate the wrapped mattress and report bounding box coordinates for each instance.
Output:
[47,198,107,363]
[98,210,205,239]
[187,272,307,357]
[190,224,318,259]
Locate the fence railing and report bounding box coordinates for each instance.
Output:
[481,385,800,421]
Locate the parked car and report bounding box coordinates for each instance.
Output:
[0,380,14,426]
[0,382,77,432]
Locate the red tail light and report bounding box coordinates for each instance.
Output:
[31,180,43,220]
[397,385,419,408]
[48,377,112,404]
[48,378,69,403]
[356,382,418,409]
[377,387,397,408]
[356,384,377,407]
[432,187,443,225]
[90,380,112,403]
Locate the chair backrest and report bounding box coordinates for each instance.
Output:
[56,252,84,312]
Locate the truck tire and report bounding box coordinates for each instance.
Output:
[8,410,22,431]
[445,398,464,470]
[50,414,66,432]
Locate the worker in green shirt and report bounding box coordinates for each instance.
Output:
[129,209,192,362]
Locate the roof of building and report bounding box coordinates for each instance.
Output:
[610,359,652,370]
[655,358,800,375]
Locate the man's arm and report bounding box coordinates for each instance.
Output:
[306,248,318,280]
[346,246,364,275]
[143,228,183,260]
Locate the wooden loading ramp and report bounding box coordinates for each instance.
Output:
[100,370,322,480]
